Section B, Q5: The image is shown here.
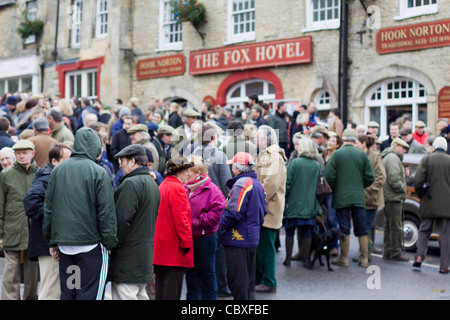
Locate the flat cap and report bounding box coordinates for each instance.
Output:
[158,125,175,135]
[114,144,146,159]
[399,126,412,136]
[342,128,357,140]
[183,108,201,118]
[391,137,410,149]
[128,124,148,134]
[414,120,426,128]
[367,121,380,128]
[12,139,35,151]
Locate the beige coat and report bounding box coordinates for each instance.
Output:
[364,149,386,209]
[256,144,287,230]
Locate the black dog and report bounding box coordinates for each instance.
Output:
[308,228,345,272]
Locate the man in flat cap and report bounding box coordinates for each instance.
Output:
[412,120,427,146]
[108,144,160,300]
[399,126,426,154]
[28,118,59,168]
[128,124,160,173]
[367,121,380,138]
[380,137,410,262]
[0,139,38,300]
[173,108,201,147]
[324,128,375,268]
[152,125,176,176]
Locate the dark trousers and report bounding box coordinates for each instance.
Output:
[224,246,256,300]
[59,244,109,300]
[154,265,185,300]
[336,206,367,237]
[185,233,218,300]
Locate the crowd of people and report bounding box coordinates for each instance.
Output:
[0,90,449,301]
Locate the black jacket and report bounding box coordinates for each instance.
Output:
[0,131,15,150]
[23,163,54,260]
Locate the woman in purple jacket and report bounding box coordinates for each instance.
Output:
[184,156,225,300]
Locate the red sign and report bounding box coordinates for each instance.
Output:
[189,37,312,75]
[438,87,450,119]
[136,54,185,80]
[377,19,450,54]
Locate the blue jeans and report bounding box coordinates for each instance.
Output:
[185,233,218,300]
[336,207,367,237]
[365,209,377,231]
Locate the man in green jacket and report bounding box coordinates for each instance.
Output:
[43,127,118,300]
[108,144,160,299]
[381,137,409,262]
[324,129,375,267]
[0,140,38,300]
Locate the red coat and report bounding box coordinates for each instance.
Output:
[153,176,194,268]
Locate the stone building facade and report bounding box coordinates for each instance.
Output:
[0,0,449,137]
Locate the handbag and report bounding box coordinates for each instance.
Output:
[316,162,332,200]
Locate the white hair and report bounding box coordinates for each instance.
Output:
[433,136,448,152]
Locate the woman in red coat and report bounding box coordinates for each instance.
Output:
[153,156,194,300]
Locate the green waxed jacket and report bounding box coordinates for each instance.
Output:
[0,161,37,250]
[381,148,407,202]
[324,144,375,210]
[43,128,118,250]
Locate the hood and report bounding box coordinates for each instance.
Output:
[226,172,257,189]
[71,127,102,161]
[265,144,287,162]
[34,163,54,179]
[381,147,403,161]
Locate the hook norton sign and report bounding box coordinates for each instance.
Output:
[376,19,450,54]
[189,36,312,75]
[136,54,185,80]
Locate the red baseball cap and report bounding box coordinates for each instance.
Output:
[226,152,254,165]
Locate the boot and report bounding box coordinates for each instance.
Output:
[301,238,312,269]
[358,235,369,267]
[283,236,294,266]
[292,227,303,261]
[332,235,350,267]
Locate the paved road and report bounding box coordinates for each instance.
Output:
[0,229,448,300]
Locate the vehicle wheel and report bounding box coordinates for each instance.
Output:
[403,214,420,252]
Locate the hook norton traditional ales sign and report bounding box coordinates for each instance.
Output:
[376,19,450,54]
[136,54,186,80]
[189,37,312,75]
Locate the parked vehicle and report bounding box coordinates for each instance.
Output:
[376,153,438,252]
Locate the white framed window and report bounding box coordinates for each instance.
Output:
[65,68,98,101]
[314,89,333,121]
[303,0,340,32]
[395,0,438,20]
[24,1,38,44]
[71,0,83,48]
[226,0,256,44]
[158,0,182,51]
[365,78,428,139]
[0,76,33,95]
[226,79,275,112]
[95,0,108,38]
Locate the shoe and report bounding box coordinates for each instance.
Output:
[255,284,277,293]
[218,290,232,297]
[412,256,423,268]
[390,254,410,262]
[331,248,339,257]
[439,269,449,274]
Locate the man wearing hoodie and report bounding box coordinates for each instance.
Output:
[381,137,410,262]
[254,125,286,293]
[43,127,118,300]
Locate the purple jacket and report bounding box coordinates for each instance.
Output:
[184,177,226,239]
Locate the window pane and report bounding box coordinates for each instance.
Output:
[21,77,32,92]
[245,82,264,96]
[0,80,5,96]
[8,78,19,93]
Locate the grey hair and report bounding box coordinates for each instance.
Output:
[258,125,278,146]
[297,137,319,158]
[233,162,255,173]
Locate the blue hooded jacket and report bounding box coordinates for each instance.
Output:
[219,172,266,248]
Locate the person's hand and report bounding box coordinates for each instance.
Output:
[49,247,59,261]
[181,247,190,255]
[150,171,157,180]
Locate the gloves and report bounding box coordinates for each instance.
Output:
[181,247,190,255]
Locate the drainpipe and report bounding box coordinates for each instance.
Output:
[52,0,60,61]
[339,0,349,127]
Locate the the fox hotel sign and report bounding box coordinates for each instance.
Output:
[377,19,450,54]
[189,37,312,75]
